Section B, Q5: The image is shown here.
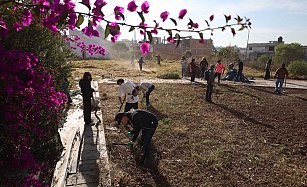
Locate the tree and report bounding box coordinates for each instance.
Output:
[217,47,239,63]
[288,60,307,77]
[111,42,129,52]
[257,54,269,63]
[274,43,304,65]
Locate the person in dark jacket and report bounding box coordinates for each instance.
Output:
[79,72,95,125]
[115,109,158,164]
[274,63,288,94]
[138,56,144,71]
[190,58,197,82]
[264,59,272,80]
[235,59,244,82]
[204,64,216,102]
[199,57,209,79]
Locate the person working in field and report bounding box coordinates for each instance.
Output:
[204,64,216,102]
[199,57,209,79]
[115,109,158,165]
[79,72,95,125]
[274,63,288,94]
[135,82,155,108]
[214,60,225,85]
[190,58,197,83]
[180,56,188,78]
[117,79,139,112]
[138,56,145,71]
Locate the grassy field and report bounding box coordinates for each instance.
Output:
[71,59,307,186]
[70,59,264,85]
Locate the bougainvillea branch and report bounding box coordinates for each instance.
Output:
[0,0,251,55]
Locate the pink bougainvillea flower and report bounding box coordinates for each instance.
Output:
[109,22,120,36]
[167,36,176,44]
[82,0,90,8]
[141,1,149,14]
[68,13,77,30]
[94,0,107,8]
[21,10,33,26]
[13,22,22,32]
[114,6,124,20]
[82,26,100,38]
[127,0,137,12]
[193,23,199,29]
[178,9,187,19]
[160,11,169,22]
[42,18,58,32]
[111,32,121,43]
[151,29,158,34]
[140,42,150,55]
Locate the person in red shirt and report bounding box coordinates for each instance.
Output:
[190,59,197,82]
[214,60,225,85]
[274,63,289,94]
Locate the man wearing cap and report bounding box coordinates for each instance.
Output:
[117,79,139,112]
[115,109,158,165]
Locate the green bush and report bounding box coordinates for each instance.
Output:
[288,60,307,76]
[1,24,72,91]
[157,72,181,79]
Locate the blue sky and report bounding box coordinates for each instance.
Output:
[76,0,307,47]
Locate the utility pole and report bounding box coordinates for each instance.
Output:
[245,29,250,61]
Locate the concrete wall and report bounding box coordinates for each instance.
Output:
[153,39,213,60]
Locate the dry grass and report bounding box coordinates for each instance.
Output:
[100,82,307,186]
[71,59,307,186]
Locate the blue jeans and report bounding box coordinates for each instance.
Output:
[275,78,284,93]
[141,127,156,161]
[206,83,213,101]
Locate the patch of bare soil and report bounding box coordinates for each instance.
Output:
[99,82,307,187]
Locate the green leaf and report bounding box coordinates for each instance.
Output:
[166,30,172,38]
[231,28,236,36]
[75,14,84,28]
[238,25,245,31]
[170,18,177,26]
[205,20,210,27]
[105,25,110,39]
[224,14,231,24]
[115,11,125,21]
[57,11,68,27]
[209,15,214,21]
[129,26,135,32]
[79,2,91,11]
[234,15,243,23]
[175,33,181,48]
[137,11,145,23]
[32,7,41,17]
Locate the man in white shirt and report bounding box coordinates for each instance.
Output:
[135,82,155,107]
[117,79,139,112]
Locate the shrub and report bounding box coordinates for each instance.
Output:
[0,48,66,186]
[157,72,181,79]
[1,24,72,91]
[288,60,307,77]
[245,60,265,71]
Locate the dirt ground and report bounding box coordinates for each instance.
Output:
[100,82,307,187]
[73,60,307,186]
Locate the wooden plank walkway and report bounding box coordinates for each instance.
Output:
[52,81,110,187]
